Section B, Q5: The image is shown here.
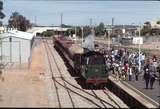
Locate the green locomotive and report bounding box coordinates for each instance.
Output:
[54,36,109,88]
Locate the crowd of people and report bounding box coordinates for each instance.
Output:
[104,47,160,89]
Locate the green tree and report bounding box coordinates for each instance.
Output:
[42,30,54,37]
[64,28,74,36]
[0,1,5,26]
[141,21,152,36]
[61,24,72,28]
[95,22,105,36]
[8,12,31,31]
[157,21,160,24]
[99,22,105,32]
[141,27,151,36]
[76,26,82,37]
[83,26,91,37]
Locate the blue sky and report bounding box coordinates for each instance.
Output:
[2,0,160,26]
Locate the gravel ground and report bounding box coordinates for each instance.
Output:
[0,38,129,108]
[0,40,49,107]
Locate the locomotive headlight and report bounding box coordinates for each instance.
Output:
[85,68,88,72]
[95,69,99,73]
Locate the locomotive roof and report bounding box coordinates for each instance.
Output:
[69,44,84,54]
[83,49,104,57]
[55,36,104,56]
[55,36,84,54]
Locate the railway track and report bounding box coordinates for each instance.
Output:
[43,39,62,107]
[42,38,127,108]
[103,87,121,108]
[43,39,102,108]
[45,40,75,108]
[91,90,107,108]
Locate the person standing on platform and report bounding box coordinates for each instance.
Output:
[149,71,156,89]
[132,64,136,80]
[128,64,132,81]
[149,63,157,89]
[124,62,129,80]
[143,64,150,89]
[157,64,160,86]
[135,65,139,81]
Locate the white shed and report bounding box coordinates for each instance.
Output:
[0,30,34,64]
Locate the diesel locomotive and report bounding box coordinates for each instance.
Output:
[54,36,109,87]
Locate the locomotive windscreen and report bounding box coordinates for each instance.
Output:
[86,55,105,65]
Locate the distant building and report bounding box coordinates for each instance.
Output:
[0,29,35,65]
[119,36,143,45]
[143,19,160,35]
[110,25,138,37]
[150,19,160,29]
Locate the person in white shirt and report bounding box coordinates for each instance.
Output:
[128,65,132,81]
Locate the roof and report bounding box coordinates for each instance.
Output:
[27,26,71,34]
[69,44,84,54]
[113,25,138,30]
[0,30,34,40]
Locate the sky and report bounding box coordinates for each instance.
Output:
[2,0,160,26]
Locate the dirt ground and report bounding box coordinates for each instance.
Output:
[124,42,160,56]
[0,41,49,107]
[127,42,160,50]
[96,39,160,56]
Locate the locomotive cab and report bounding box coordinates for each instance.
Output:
[82,51,109,85]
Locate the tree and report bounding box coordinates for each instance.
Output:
[157,21,160,24]
[76,26,82,37]
[42,30,54,37]
[141,21,152,36]
[99,22,105,32]
[61,24,72,28]
[64,28,75,36]
[8,12,31,31]
[0,1,5,26]
[83,26,91,37]
[144,21,151,28]
[95,22,105,36]
[141,27,151,36]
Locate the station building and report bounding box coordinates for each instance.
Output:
[0,29,35,65]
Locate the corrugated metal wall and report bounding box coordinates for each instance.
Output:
[0,36,31,64]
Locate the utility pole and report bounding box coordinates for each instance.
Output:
[108,29,111,50]
[90,18,94,35]
[61,13,63,27]
[34,16,37,26]
[81,27,83,46]
[111,17,114,34]
[138,23,141,72]
[112,17,114,26]
[74,26,77,43]
[122,24,125,37]
[106,25,112,51]
[60,13,63,36]
[75,26,77,37]
[90,18,92,27]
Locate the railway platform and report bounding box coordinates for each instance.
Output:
[125,74,160,104]
[108,75,160,108]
